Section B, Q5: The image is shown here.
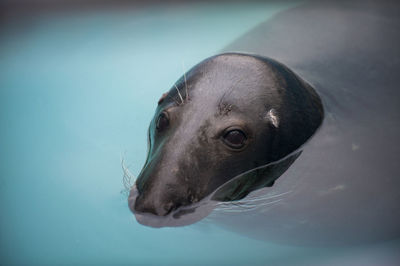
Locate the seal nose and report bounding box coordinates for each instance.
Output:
[134,194,180,216]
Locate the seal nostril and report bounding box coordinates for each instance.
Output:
[134,194,181,216]
[134,194,158,216]
[162,202,182,215]
[188,194,194,203]
[164,202,174,214]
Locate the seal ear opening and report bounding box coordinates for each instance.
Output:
[211,151,301,202]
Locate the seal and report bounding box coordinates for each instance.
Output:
[128,53,324,227]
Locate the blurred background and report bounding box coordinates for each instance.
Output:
[1,0,399,265]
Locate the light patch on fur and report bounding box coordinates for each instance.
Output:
[265,109,279,128]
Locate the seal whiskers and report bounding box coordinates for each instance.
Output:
[214,190,292,213]
[174,84,184,105]
[214,199,284,213]
[121,157,136,196]
[167,94,180,106]
[182,61,189,101]
[236,190,292,204]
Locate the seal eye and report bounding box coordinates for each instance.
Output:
[223,129,247,149]
[156,112,169,132]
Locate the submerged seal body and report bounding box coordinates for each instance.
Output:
[127,0,400,246]
[215,1,400,245]
[128,53,324,227]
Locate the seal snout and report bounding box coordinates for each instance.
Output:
[134,193,180,216]
[131,178,190,217]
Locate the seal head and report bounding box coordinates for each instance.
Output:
[128,53,323,227]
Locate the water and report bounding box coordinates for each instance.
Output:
[1,1,399,265]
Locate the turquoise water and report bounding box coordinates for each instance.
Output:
[1,2,399,265]
[0,2,298,265]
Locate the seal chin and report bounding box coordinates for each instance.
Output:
[128,185,217,228]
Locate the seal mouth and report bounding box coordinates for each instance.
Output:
[128,184,217,228]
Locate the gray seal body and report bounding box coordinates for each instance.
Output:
[215,0,400,245]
